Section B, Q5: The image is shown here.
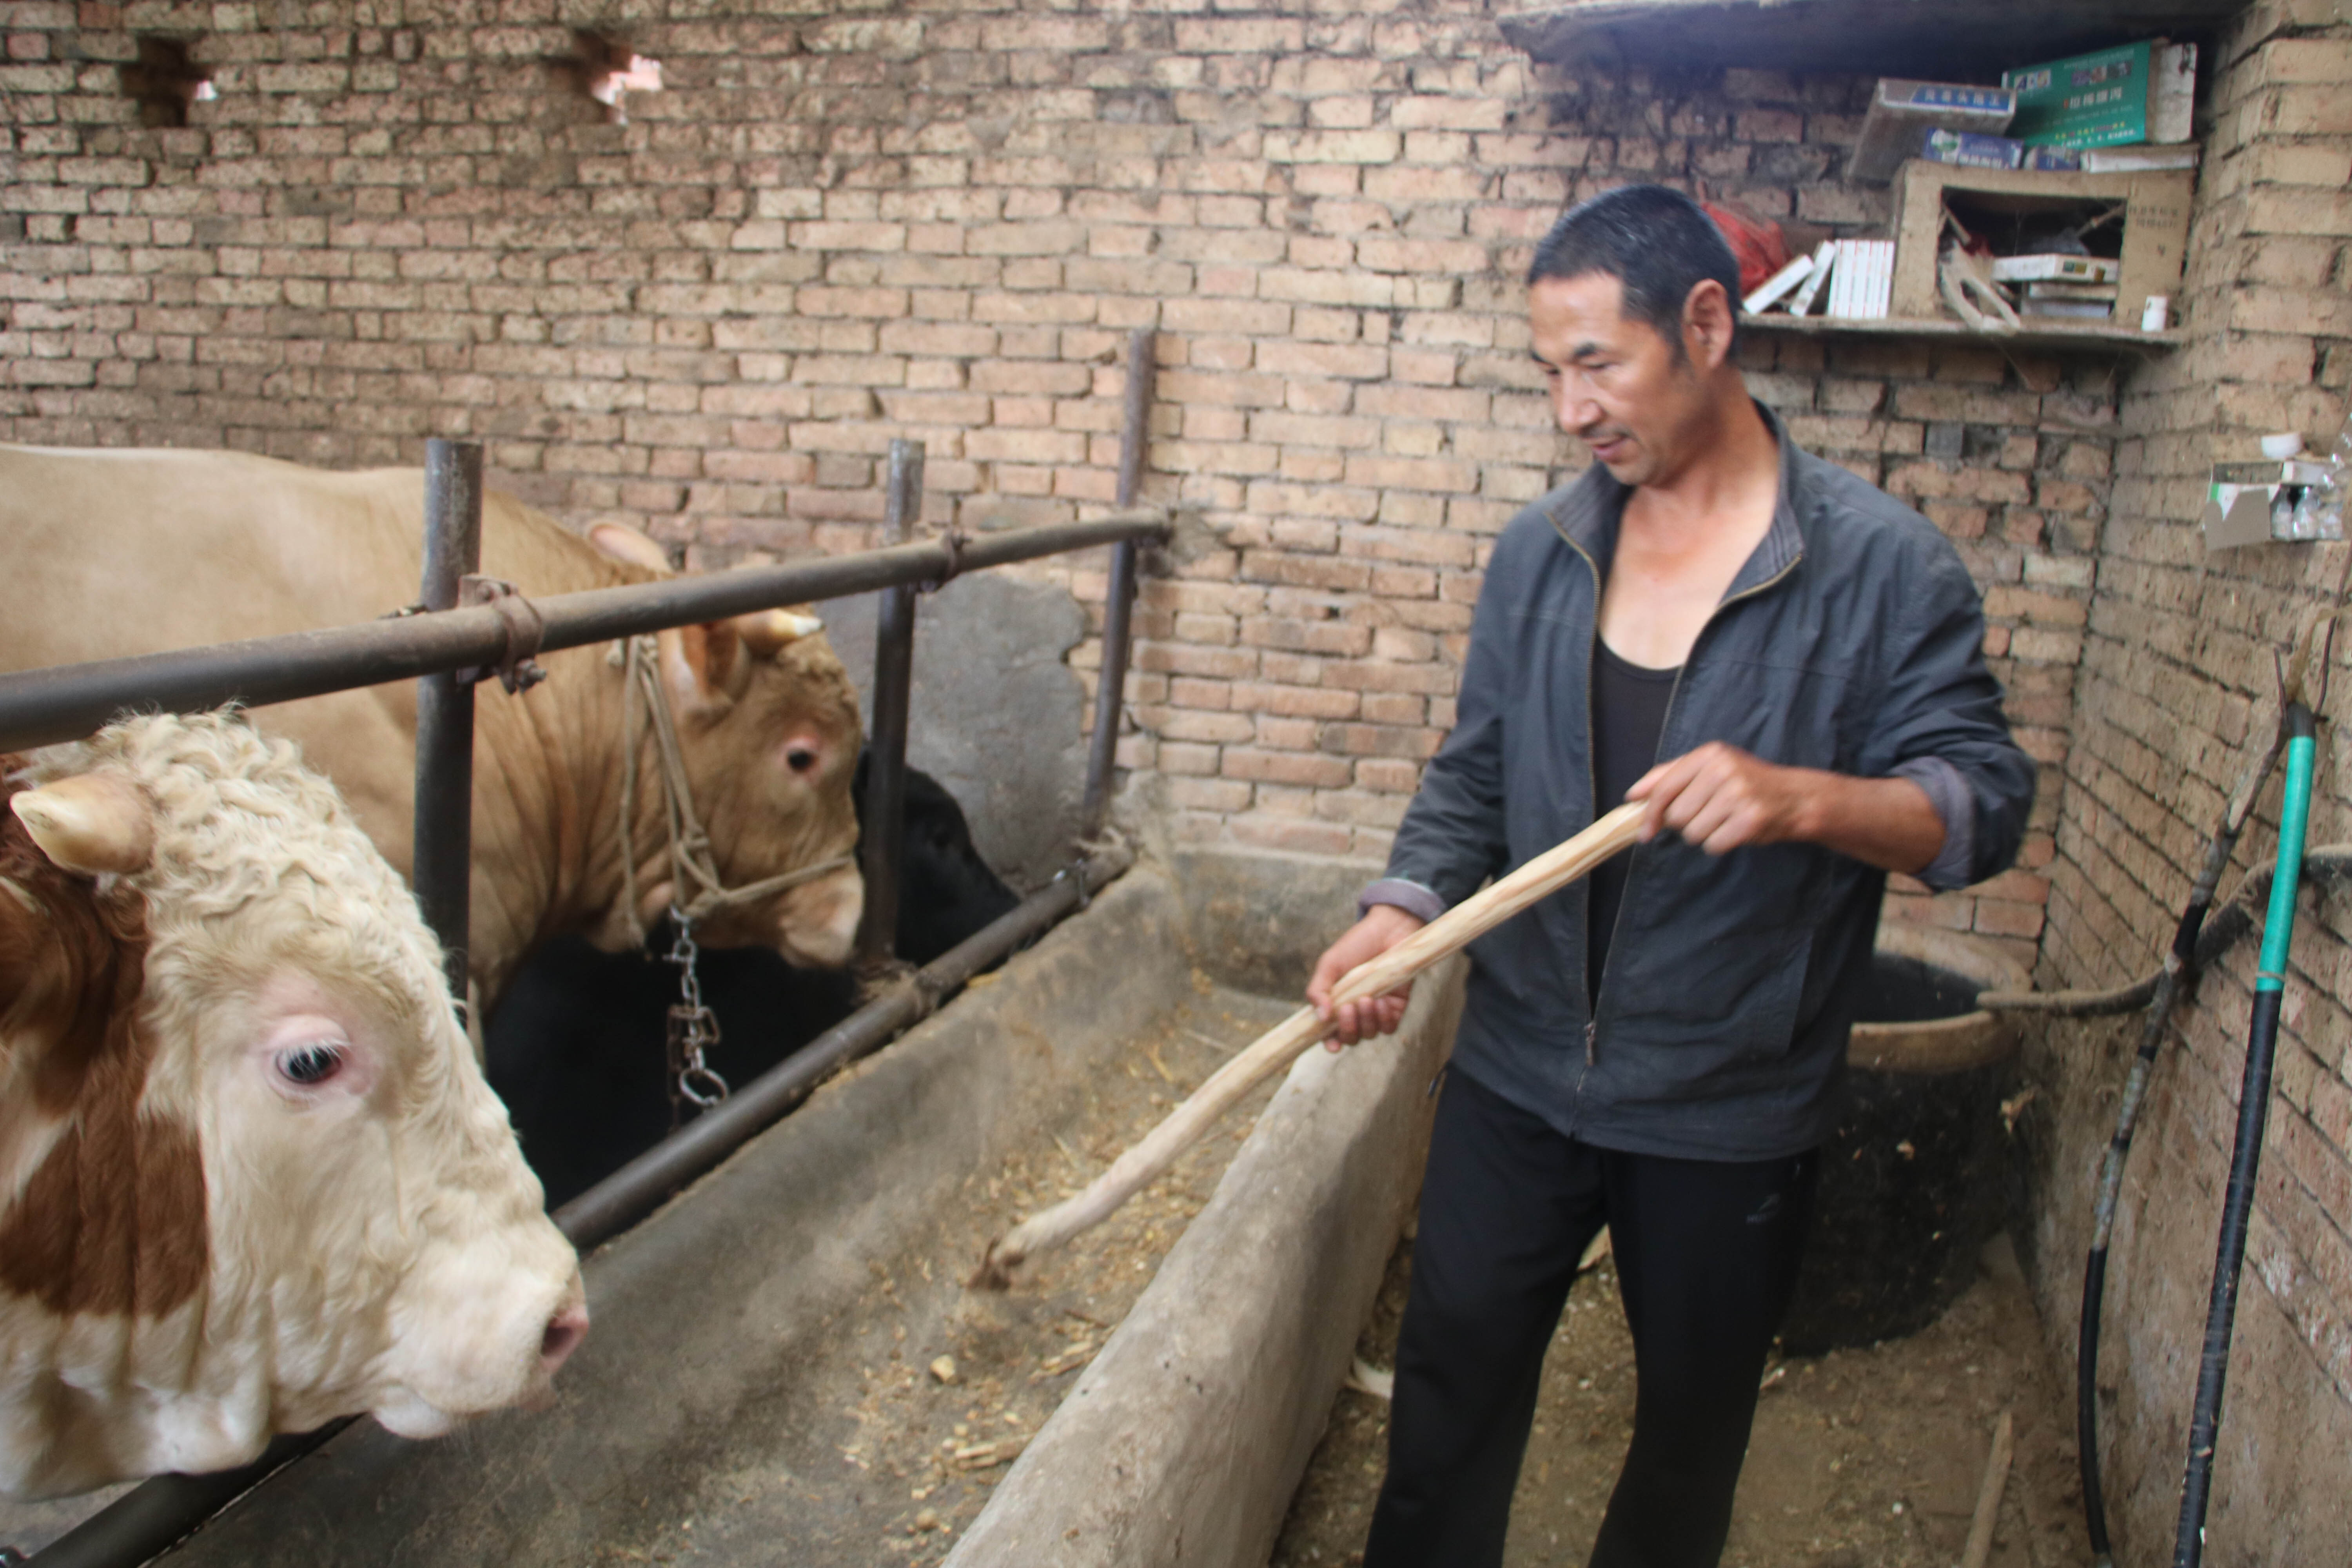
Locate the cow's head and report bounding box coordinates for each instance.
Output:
[0,714,586,1499]
[586,524,864,968]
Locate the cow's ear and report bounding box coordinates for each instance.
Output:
[681,620,754,705]
[10,775,153,876]
[586,522,673,575]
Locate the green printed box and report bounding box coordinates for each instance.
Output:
[2003,41,2150,149]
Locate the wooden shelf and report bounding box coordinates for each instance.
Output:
[1740,312,2185,352]
[1498,0,2239,78]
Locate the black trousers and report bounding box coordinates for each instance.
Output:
[1365,1071,1817,1568]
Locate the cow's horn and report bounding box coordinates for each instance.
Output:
[10,775,154,875]
[735,607,823,656]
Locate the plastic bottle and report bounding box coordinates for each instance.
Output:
[2324,396,2352,541]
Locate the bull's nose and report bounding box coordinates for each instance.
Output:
[540,1299,590,1375]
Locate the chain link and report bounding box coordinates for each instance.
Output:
[662,911,730,1124]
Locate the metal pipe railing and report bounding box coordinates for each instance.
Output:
[855,438,925,970]
[411,439,484,996]
[1082,328,1156,835]
[0,511,1168,756]
[14,445,1167,1568]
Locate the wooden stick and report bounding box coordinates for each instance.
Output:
[1959,1409,2015,1568]
[969,803,1646,1289]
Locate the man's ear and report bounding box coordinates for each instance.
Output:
[1682,278,1737,372]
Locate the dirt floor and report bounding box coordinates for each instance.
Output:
[1271,1230,2091,1568]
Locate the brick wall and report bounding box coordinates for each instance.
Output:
[0,0,2095,957]
[2019,0,2352,1559]
[23,0,2352,1556]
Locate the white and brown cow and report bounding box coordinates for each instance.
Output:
[0,444,865,1007]
[1,713,585,1499]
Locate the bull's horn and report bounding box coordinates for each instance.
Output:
[10,775,154,875]
[734,607,823,656]
[586,521,674,574]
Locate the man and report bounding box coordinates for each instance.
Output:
[1307,185,2035,1566]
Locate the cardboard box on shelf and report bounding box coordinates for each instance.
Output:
[1850,80,2016,183]
[1990,254,2121,284]
[2002,40,2198,150]
[1891,162,2190,331]
[2020,299,2114,320]
[1916,135,2090,172]
[1920,130,2024,170]
[2082,143,2199,172]
[2004,41,2152,149]
[2150,42,2197,144]
[2023,280,2120,302]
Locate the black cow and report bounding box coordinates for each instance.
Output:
[487,756,1020,1207]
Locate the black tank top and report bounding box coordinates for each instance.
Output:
[1588,636,1679,1007]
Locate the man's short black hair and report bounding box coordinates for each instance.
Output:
[1526,184,1742,361]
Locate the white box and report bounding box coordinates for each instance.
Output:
[1989,254,2120,284]
[1742,252,1815,315]
[2151,42,2198,144]
[1788,241,1837,317]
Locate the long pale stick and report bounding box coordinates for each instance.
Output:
[1960,1409,2016,1568]
[970,803,1646,1289]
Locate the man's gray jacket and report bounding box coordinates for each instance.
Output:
[1368,410,2036,1161]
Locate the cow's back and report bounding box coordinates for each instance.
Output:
[1,446,645,992]
[2,446,615,656]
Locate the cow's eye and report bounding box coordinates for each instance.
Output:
[274,1040,346,1087]
[785,745,818,774]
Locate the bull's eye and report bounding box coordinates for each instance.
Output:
[785,745,818,775]
[275,1040,346,1087]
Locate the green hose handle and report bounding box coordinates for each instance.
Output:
[2256,711,2318,994]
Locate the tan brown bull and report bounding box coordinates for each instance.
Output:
[0,445,865,1005]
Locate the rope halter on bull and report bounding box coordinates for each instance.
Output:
[610,632,856,1120]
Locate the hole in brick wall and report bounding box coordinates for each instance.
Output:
[121,36,214,128]
[1097,89,1175,126]
[572,31,662,125]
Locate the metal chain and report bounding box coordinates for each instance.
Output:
[662,911,730,1125]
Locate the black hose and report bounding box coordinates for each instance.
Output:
[2174,703,2318,1566]
[2072,753,2287,1562]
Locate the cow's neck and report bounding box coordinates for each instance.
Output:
[561,648,689,955]
[465,641,681,1004]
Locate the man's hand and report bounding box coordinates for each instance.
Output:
[1627,741,1814,854]
[1627,741,1945,874]
[1308,904,1426,1051]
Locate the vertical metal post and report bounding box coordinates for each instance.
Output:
[856,438,923,969]
[1081,327,1154,835]
[412,439,483,996]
